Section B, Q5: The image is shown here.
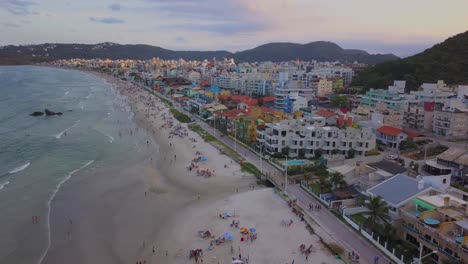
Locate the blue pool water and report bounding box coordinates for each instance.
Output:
[285,160,306,166]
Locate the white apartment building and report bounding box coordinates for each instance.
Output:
[242,77,272,96]
[274,80,314,111]
[187,71,201,82]
[409,80,455,105]
[257,118,376,158]
[212,74,242,91]
[310,67,354,85]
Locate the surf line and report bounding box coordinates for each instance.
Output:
[37,160,95,264]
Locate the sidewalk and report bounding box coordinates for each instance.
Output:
[288,184,390,264]
[143,84,392,264]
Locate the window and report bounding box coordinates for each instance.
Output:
[282,140,285,146]
[273,129,279,136]
[281,131,287,137]
[300,141,303,146]
[443,179,447,184]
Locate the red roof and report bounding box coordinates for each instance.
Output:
[402,130,423,139]
[377,126,403,136]
[315,109,336,118]
[262,96,275,103]
[241,99,258,106]
[231,95,250,101]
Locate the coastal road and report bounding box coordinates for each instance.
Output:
[288,184,389,264]
[138,82,392,263]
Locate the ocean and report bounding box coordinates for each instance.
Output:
[0,66,155,263]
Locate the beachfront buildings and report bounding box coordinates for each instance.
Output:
[212,74,242,91]
[399,193,468,264]
[256,118,376,158]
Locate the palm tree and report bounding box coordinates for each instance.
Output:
[317,174,332,194]
[329,172,347,190]
[379,221,395,242]
[363,196,391,231]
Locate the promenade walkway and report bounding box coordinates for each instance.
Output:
[142,83,391,264]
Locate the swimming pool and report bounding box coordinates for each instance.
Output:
[285,160,306,166]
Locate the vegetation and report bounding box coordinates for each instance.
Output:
[347,148,355,159]
[330,95,349,108]
[241,162,262,176]
[170,108,191,123]
[329,172,346,190]
[0,41,397,65]
[189,124,216,141]
[365,148,381,156]
[362,196,391,231]
[399,138,418,151]
[353,30,468,91]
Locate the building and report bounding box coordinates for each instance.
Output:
[409,80,455,105]
[367,174,433,218]
[212,74,242,91]
[283,93,307,113]
[257,118,376,158]
[316,78,333,97]
[399,193,468,264]
[433,99,468,138]
[376,125,408,149]
[360,88,407,110]
[403,102,435,132]
[274,80,314,111]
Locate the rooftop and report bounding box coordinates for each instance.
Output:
[367,159,407,175]
[315,109,336,118]
[367,174,431,207]
[376,125,403,136]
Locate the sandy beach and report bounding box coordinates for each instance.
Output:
[43,71,345,264]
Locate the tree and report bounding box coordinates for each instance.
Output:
[298,149,305,159]
[329,172,346,190]
[315,148,324,159]
[378,221,395,242]
[347,148,355,159]
[363,196,391,231]
[281,146,290,157]
[317,175,332,193]
[330,95,349,108]
[258,97,264,106]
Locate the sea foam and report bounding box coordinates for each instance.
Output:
[37,160,95,264]
[9,162,31,174]
[55,120,80,139]
[0,181,10,190]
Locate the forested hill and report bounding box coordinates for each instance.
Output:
[0,41,397,65]
[352,30,468,91]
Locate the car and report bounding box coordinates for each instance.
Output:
[385,154,397,160]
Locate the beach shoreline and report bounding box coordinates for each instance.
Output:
[43,68,258,264]
[42,67,346,264]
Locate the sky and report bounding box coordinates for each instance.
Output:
[1,0,467,57]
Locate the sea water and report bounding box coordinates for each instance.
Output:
[0,66,154,263]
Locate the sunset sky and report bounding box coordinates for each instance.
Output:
[1,0,467,57]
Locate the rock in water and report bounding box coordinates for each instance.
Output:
[56,112,63,115]
[44,109,56,116]
[30,111,44,116]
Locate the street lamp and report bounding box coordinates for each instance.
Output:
[413,243,437,264]
[284,153,288,193]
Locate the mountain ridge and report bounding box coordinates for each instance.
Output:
[352,30,468,90]
[0,41,398,65]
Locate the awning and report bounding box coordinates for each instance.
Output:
[412,198,437,211]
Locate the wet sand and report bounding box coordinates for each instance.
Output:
[42,72,256,264]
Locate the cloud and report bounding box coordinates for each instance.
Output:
[108,3,121,11]
[142,0,269,34]
[0,0,35,15]
[166,22,268,35]
[175,37,187,43]
[2,22,21,28]
[89,17,124,24]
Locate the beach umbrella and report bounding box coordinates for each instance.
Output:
[249,228,256,233]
